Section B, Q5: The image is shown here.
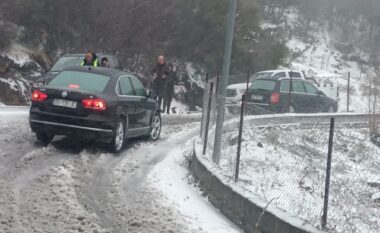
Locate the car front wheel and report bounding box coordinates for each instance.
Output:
[149,113,161,141]
[111,119,126,153]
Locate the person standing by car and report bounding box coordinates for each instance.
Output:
[101,57,110,68]
[81,50,98,67]
[151,55,170,110]
[163,63,177,114]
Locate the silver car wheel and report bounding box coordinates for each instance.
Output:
[114,121,124,151]
[150,115,161,140]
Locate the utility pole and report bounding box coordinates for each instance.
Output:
[347,72,350,112]
[212,0,237,164]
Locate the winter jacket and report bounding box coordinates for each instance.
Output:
[81,53,98,67]
[151,63,170,93]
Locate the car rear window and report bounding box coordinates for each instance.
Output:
[249,79,276,91]
[48,71,110,92]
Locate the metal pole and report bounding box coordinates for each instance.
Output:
[322,117,335,229]
[287,71,293,112]
[246,70,250,92]
[347,72,350,112]
[203,83,214,155]
[235,94,245,182]
[200,73,209,137]
[212,0,237,164]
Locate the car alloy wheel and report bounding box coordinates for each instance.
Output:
[150,114,161,141]
[113,119,125,152]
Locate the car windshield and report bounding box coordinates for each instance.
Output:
[48,71,110,92]
[251,72,273,80]
[51,57,84,71]
[249,79,276,91]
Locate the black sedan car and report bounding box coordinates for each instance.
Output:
[34,53,122,86]
[29,67,161,152]
[246,77,338,114]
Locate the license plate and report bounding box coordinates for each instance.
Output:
[251,95,263,100]
[53,99,77,109]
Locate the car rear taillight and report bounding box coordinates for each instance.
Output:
[82,98,107,111]
[32,90,48,102]
[270,92,280,104]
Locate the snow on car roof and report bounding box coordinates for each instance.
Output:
[227,83,248,89]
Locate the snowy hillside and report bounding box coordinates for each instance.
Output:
[262,7,377,113]
[0,43,43,105]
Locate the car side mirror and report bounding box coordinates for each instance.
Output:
[318,91,325,96]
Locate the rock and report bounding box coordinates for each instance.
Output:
[368,182,380,189]
[77,216,85,221]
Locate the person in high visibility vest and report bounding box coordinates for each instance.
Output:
[81,51,98,67]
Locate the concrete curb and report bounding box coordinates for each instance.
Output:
[190,139,328,233]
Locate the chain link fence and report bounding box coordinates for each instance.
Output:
[199,85,380,233]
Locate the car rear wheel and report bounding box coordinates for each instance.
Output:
[36,131,54,145]
[111,119,125,153]
[149,113,161,141]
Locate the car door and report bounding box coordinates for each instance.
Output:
[292,80,309,112]
[116,75,139,135]
[129,76,153,131]
[303,81,324,112]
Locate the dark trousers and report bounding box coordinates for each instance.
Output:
[163,89,173,114]
[152,83,165,111]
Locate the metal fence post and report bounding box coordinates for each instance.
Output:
[203,82,214,155]
[347,72,350,112]
[200,73,209,137]
[287,71,293,112]
[322,117,335,229]
[235,94,245,182]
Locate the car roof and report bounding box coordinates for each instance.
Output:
[257,77,305,81]
[61,66,133,79]
[227,83,247,89]
[256,70,303,74]
[62,53,115,57]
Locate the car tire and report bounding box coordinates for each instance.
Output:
[111,118,126,153]
[148,112,161,141]
[36,131,54,145]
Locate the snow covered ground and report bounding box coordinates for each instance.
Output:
[207,122,380,233]
[0,107,239,233]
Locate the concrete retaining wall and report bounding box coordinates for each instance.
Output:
[190,140,328,233]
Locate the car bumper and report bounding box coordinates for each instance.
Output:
[29,109,115,142]
[245,102,283,114]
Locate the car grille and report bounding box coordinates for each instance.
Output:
[227,89,238,97]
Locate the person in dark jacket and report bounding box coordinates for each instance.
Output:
[151,55,170,110]
[163,64,177,114]
[81,50,98,67]
[101,57,110,68]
